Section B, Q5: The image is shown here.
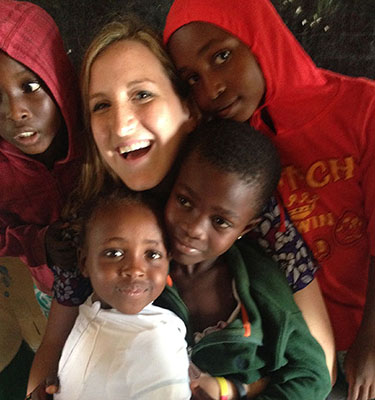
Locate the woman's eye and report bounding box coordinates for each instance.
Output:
[23,81,41,93]
[145,250,162,260]
[177,195,192,208]
[103,249,123,258]
[214,50,231,65]
[134,91,153,101]
[92,102,109,113]
[212,216,231,229]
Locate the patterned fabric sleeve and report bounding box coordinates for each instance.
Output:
[52,264,92,306]
[247,195,318,292]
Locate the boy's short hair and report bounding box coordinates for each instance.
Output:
[183,118,281,215]
[80,188,169,251]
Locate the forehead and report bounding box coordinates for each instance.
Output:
[178,151,258,216]
[89,39,168,86]
[169,22,235,59]
[87,202,163,241]
[0,51,31,77]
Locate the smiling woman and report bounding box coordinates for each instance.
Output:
[78,17,196,196]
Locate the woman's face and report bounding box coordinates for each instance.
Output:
[88,40,193,191]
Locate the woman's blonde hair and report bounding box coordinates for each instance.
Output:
[65,15,189,217]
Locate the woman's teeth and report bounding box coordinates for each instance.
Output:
[119,140,151,158]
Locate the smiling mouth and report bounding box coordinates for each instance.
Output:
[118,140,152,160]
[116,284,148,296]
[174,237,202,255]
[216,98,239,118]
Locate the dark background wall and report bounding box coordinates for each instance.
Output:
[29,0,375,79]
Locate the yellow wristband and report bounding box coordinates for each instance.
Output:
[215,376,229,400]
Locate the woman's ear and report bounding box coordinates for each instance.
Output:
[78,247,89,278]
[240,217,262,237]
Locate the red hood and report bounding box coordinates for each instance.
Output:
[164,0,338,133]
[0,0,80,160]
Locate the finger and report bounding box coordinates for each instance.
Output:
[192,387,215,400]
[347,381,360,400]
[369,383,375,400]
[357,384,369,400]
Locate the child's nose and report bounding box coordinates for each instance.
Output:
[203,74,225,101]
[6,96,30,122]
[183,214,207,241]
[119,258,145,278]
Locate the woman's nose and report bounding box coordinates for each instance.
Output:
[112,104,138,137]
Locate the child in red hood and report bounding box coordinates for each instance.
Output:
[164,1,375,399]
[0,0,81,300]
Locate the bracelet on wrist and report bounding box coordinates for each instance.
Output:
[215,376,229,400]
[230,378,247,400]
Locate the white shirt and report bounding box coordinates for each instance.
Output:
[55,296,191,400]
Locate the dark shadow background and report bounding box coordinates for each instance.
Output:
[28,0,375,79]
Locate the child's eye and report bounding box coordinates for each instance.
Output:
[23,81,41,93]
[92,102,110,113]
[145,250,162,260]
[212,216,231,229]
[186,74,199,87]
[214,50,231,65]
[177,195,192,208]
[103,249,124,258]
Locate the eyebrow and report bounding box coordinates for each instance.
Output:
[88,78,156,101]
[177,39,223,75]
[179,183,240,220]
[101,237,162,246]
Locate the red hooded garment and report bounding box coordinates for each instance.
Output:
[0,1,82,294]
[164,0,375,351]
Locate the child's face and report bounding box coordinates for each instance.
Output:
[168,22,265,122]
[0,51,62,155]
[81,202,169,314]
[88,40,193,191]
[165,151,260,265]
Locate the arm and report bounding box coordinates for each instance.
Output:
[27,300,78,395]
[248,196,336,382]
[293,278,337,385]
[254,311,332,400]
[0,213,48,267]
[344,256,375,400]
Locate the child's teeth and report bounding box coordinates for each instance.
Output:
[119,140,150,154]
[18,131,35,138]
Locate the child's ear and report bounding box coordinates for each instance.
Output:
[240,217,262,237]
[78,247,89,278]
[183,97,201,131]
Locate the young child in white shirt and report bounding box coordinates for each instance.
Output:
[54,190,190,400]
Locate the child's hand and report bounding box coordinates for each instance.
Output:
[191,386,215,400]
[344,329,375,400]
[25,376,59,400]
[45,220,78,270]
